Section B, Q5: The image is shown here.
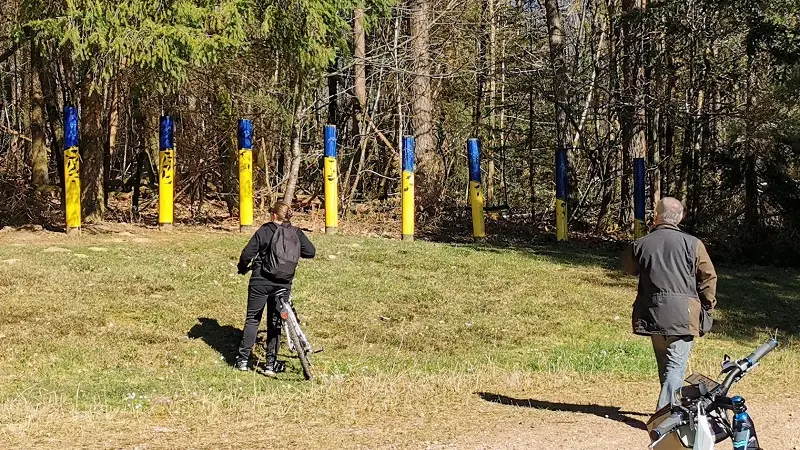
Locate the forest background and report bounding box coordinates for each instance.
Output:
[1,0,799,264]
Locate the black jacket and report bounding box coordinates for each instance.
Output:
[238,222,316,287]
[623,224,717,337]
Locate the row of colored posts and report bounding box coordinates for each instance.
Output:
[60,106,645,239]
[321,127,417,240]
[156,116,255,231]
[553,150,648,241]
[61,110,255,233]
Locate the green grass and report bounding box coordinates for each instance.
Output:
[0,229,798,447]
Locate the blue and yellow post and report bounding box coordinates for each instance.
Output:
[634,157,646,238]
[402,136,415,241]
[158,116,175,228]
[63,106,81,234]
[323,125,338,234]
[238,119,254,232]
[555,146,568,241]
[467,138,486,240]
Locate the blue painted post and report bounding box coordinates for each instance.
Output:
[555,146,568,241]
[402,136,415,241]
[63,106,81,234]
[323,125,338,234]
[158,116,175,228]
[468,138,486,239]
[634,157,646,238]
[238,119,254,231]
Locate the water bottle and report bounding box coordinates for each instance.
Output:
[731,396,759,450]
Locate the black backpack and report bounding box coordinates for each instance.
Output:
[260,223,302,280]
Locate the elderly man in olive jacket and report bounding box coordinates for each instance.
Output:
[623,197,718,410]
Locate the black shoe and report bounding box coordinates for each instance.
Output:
[234,358,249,371]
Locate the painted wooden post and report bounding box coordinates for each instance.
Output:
[238,119,254,231]
[63,106,81,234]
[555,146,568,241]
[158,116,175,228]
[634,157,646,238]
[402,136,415,241]
[468,138,486,240]
[323,125,338,234]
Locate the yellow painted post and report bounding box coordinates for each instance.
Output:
[158,116,174,228]
[63,106,81,234]
[467,138,486,239]
[323,125,338,234]
[401,136,415,241]
[556,147,568,241]
[238,119,254,231]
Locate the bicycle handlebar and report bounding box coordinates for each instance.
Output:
[746,338,778,366]
[649,413,685,443]
[719,337,779,396]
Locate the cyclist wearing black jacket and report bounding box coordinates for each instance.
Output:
[235,202,316,374]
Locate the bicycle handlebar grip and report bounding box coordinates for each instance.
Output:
[649,413,684,442]
[746,338,778,365]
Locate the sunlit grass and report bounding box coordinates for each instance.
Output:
[0,228,797,447]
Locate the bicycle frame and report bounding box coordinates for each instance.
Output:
[272,289,317,380]
[277,292,313,353]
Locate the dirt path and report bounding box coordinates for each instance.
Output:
[6,400,796,449]
[440,399,799,449]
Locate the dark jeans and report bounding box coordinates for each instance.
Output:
[237,284,286,368]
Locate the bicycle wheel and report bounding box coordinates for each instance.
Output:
[286,321,313,380]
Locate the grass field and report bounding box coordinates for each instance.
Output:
[0,226,798,449]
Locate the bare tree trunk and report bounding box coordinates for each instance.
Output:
[543,0,569,150]
[345,7,369,213]
[618,0,647,228]
[130,86,148,219]
[743,58,758,232]
[409,0,441,209]
[394,9,403,179]
[646,11,660,210]
[649,106,661,207]
[327,60,338,125]
[29,46,49,187]
[599,0,620,231]
[354,8,367,118]
[572,23,605,149]
[259,137,274,211]
[662,35,676,196]
[528,85,536,217]
[486,0,496,204]
[38,52,64,203]
[80,76,105,221]
[544,0,574,222]
[475,0,487,137]
[104,77,120,207]
[283,88,304,205]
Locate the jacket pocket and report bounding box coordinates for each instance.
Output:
[648,293,692,335]
[699,307,713,336]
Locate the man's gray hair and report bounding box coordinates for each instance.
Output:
[656,197,684,225]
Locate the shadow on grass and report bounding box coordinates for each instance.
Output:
[477,392,648,430]
[713,270,800,340]
[421,214,624,270]
[187,317,242,366]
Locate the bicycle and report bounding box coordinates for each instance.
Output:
[647,337,779,450]
[273,288,319,381]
